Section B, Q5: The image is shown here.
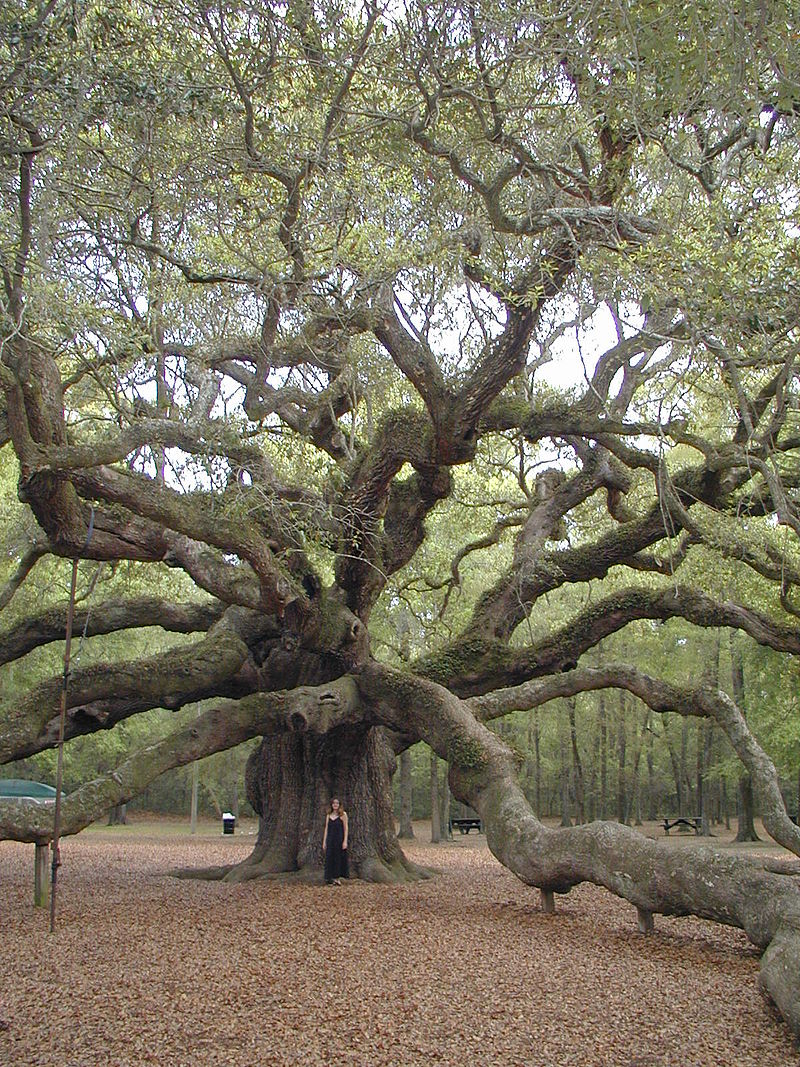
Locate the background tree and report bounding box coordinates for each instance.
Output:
[2,0,800,1036]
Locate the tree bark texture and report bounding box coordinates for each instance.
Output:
[2,7,800,1040]
[237,726,426,883]
[356,661,800,1038]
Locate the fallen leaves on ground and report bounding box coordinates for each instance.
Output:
[1,825,797,1067]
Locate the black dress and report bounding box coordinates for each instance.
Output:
[324,814,349,882]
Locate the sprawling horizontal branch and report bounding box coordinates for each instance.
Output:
[0,596,224,667]
[73,466,307,615]
[353,661,800,1037]
[162,535,263,610]
[483,395,695,453]
[33,418,275,484]
[225,364,362,460]
[620,534,692,575]
[209,305,372,379]
[0,617,252,762]
[418,581,800,697]
[496,458,618,642]
[0,676,365,843]
[662,490,800,591]
[116,236,261,286]
[460,444,758,644]
[515,583,800,678]
[12,478,172,565]
[468,663,800,857]
[464,497,674,640]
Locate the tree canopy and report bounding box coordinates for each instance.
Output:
[2,0,800,1038]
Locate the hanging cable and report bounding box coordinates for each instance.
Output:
[50,507,94,934]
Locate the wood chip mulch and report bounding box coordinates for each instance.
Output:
[1,828,798,1067]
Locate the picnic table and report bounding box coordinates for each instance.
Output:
[450,817,482,834]
[662,816,701,835]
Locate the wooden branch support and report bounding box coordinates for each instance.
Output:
[637,905,654,933]
[541,889,555,913]
[34,842,49,908]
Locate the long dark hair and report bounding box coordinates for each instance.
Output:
[328,796,346,817]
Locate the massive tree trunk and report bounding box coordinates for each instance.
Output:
[2,3,800,1039]
[231,725,426,883]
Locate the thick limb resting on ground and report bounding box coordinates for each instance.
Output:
[355,663,800,1036]
[0,596,225,667]
[7,654,798,1027]
[2,0,799,1040]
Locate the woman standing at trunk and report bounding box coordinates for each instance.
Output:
[322,797,349,885]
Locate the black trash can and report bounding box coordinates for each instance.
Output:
[222,812,236,835]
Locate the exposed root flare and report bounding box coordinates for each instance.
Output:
[169,841,434,885]
[168,864,233,881]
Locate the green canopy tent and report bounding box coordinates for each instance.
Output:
[0,779,59,906]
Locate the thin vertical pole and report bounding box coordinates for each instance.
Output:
[50,557,79,934]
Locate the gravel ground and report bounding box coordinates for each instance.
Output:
[1,822,798,1067]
